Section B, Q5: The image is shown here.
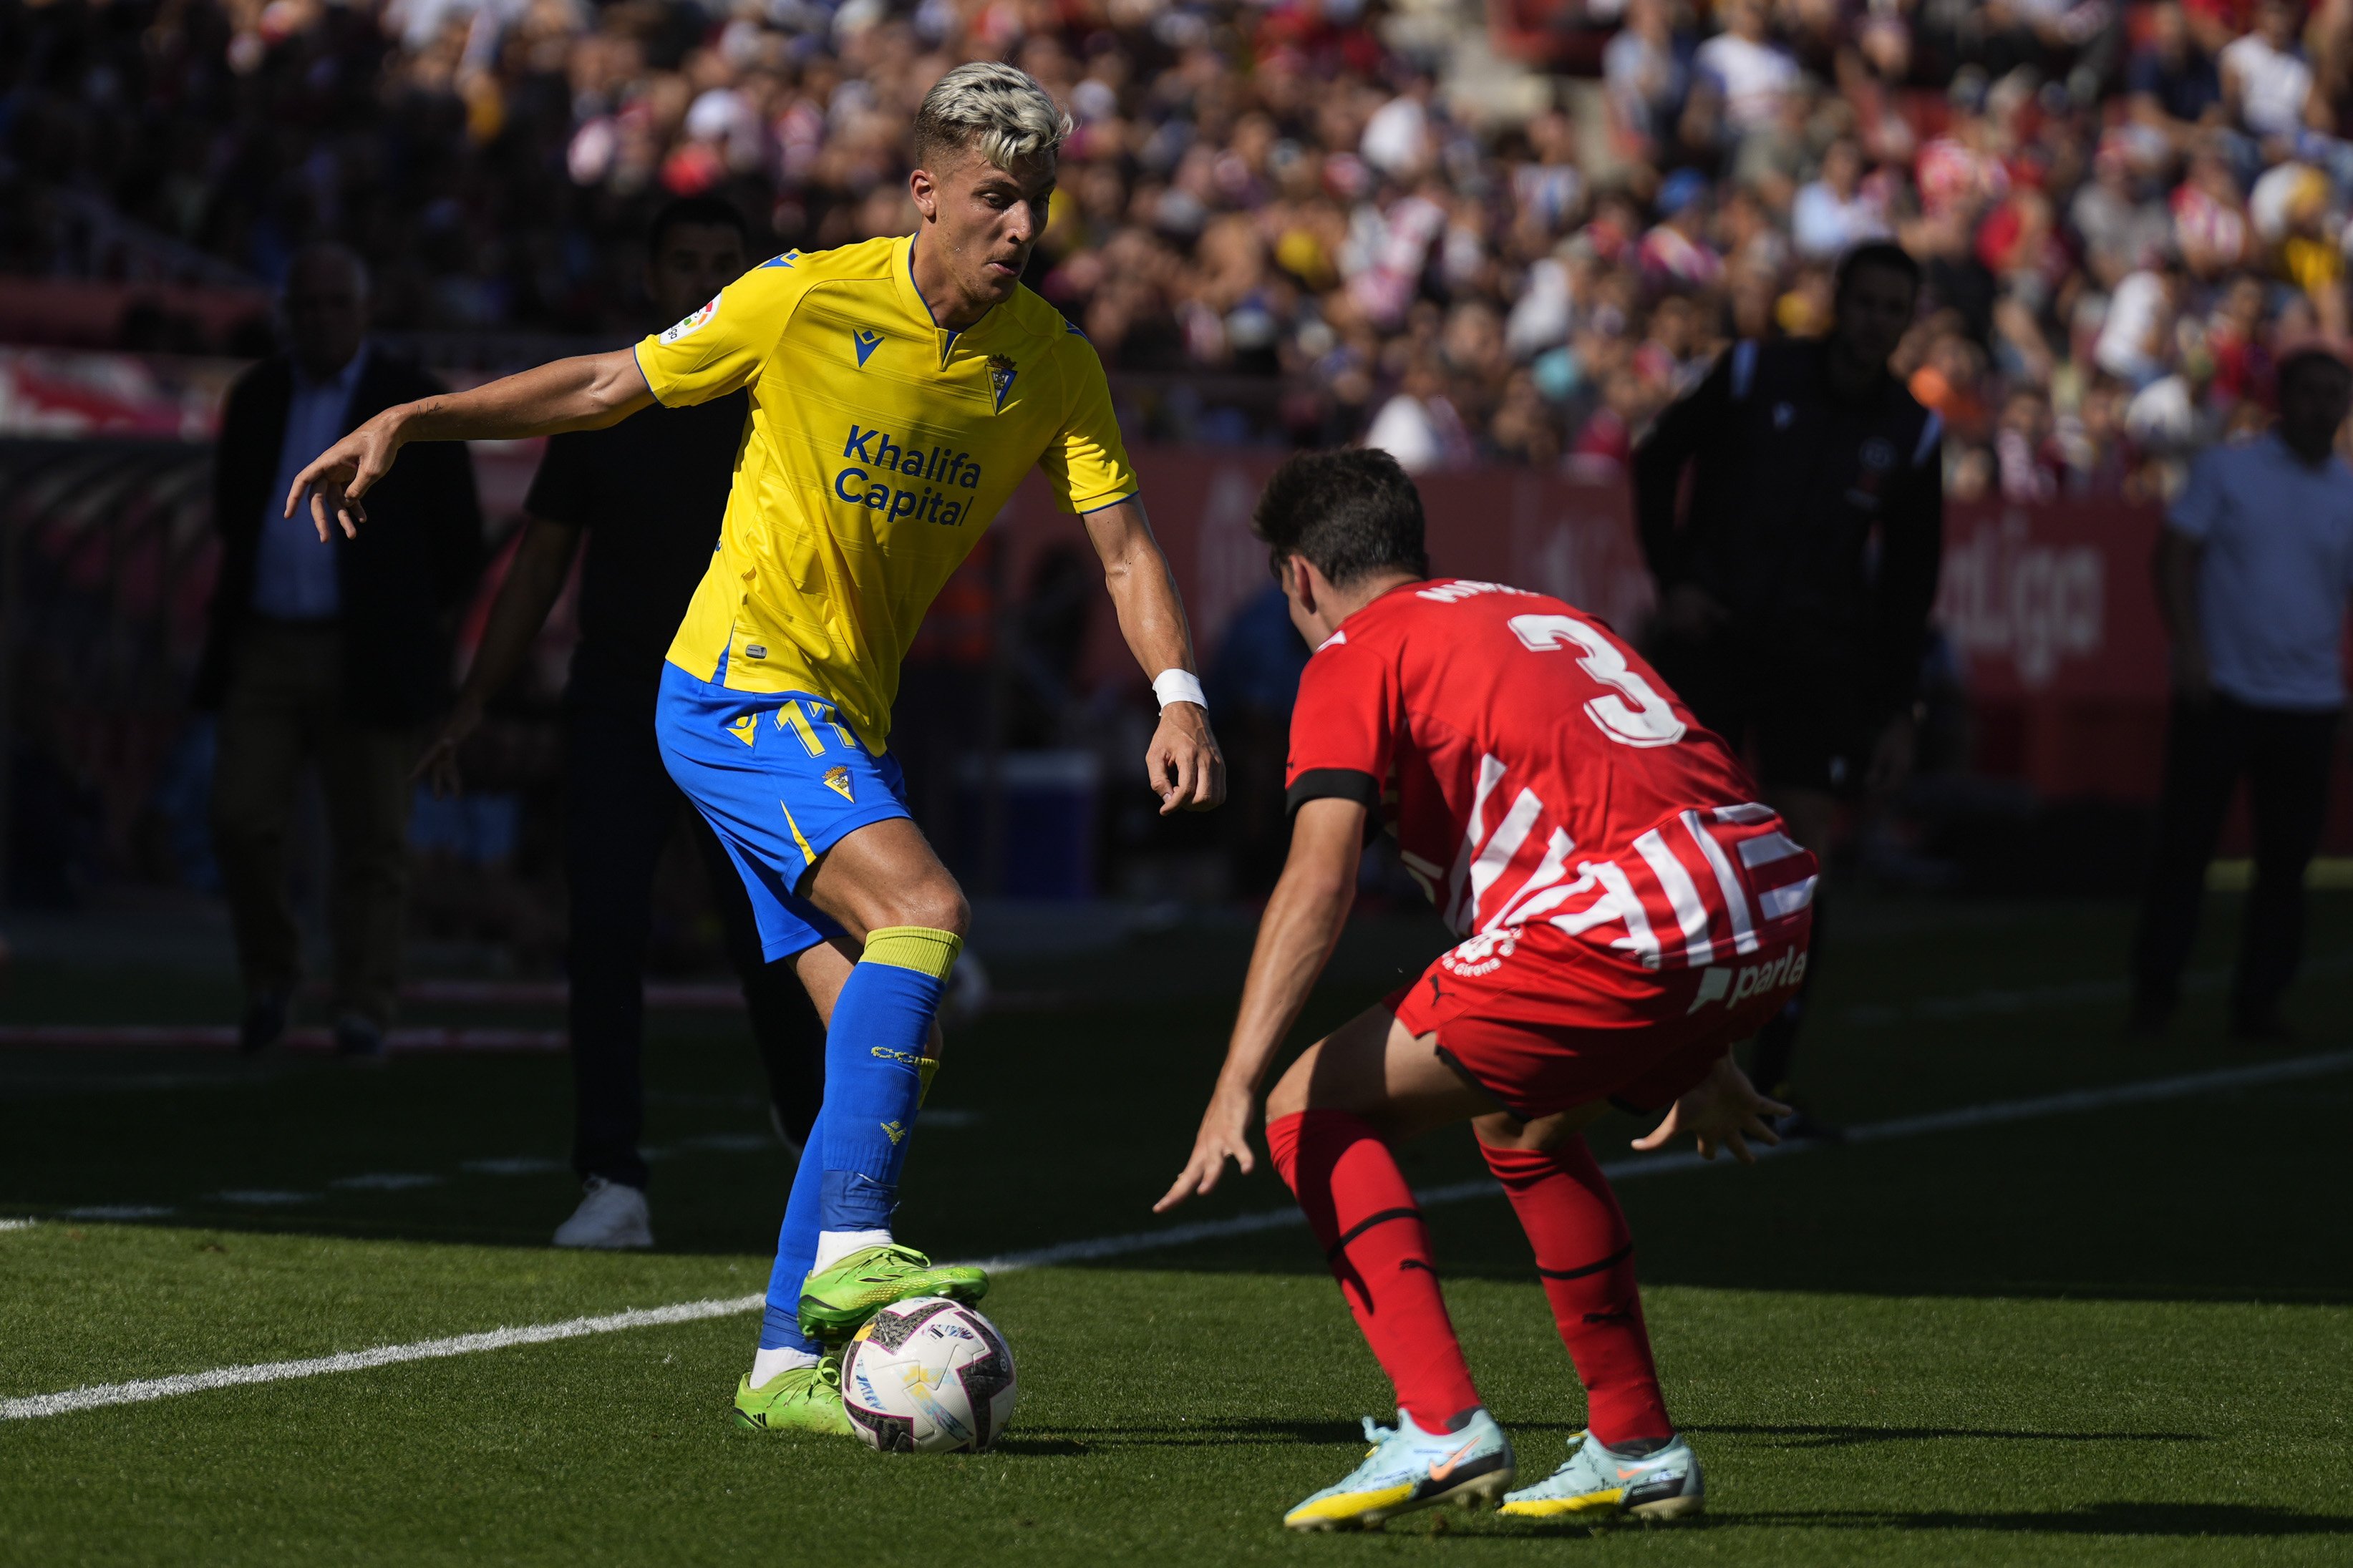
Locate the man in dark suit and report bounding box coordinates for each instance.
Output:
[195,243,483,1061]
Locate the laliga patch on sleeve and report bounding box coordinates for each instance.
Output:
[661,295,721,344]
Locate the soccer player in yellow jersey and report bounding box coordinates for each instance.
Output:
[286,62,1225,1436]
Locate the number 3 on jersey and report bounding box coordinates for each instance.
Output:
[1508,613,1687,749]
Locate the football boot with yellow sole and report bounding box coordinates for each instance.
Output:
[1499,1429,1704,1521]
[1283,1408,1515,1532]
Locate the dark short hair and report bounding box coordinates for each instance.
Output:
[2278,345,2353,395]
[647,196,753,260]
[1253,448,1430,588]
[1834,240,1921,303]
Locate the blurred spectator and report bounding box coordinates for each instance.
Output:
[195,245,483,1061]
[1689,0,1800,146]
[2097,261,2184,386]
[1603,0,1689,162]
[2128,1,2225,155]
[1793,140,1892,260]
[2219,0,2316,144]
[2072,139,2173,287]
[1996,384,2062,498]
[1363,353,1473,472]
[2132,348,2353,1043]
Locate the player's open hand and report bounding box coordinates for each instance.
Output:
[1631,1053,1790,1164]
[1148,701,1226,815]
[1155,1081,1256,1212]
[284,410,405,540]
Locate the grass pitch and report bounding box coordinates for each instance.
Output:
[4,894,2352,1566]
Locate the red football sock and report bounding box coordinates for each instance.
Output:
[1267,1109,1483,1432]
[1480,1135,1672,1447]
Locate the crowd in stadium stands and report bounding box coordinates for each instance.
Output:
[4,0,2352,490]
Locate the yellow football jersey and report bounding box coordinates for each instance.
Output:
[634,233,1139,751]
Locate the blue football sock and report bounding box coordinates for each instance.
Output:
[816,926,960,1234]
[759,1135,825,1353]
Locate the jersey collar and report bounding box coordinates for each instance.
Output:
[898,233,1004,369]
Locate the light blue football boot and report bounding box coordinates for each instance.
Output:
[1499,1429,1704,1522]
[1282,1408,1515,1532]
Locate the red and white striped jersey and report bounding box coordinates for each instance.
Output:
[1284,579,1815,970]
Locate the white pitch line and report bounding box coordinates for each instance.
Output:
[8,1050,2349,1423]
[0,1296,765,1422]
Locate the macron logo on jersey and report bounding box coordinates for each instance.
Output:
[851,326,883,367]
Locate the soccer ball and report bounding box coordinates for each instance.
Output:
[840,1297,1017,1453]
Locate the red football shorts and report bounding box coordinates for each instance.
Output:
[1385,914,1813,1119]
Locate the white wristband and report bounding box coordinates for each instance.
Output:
[1153,669,1208,711]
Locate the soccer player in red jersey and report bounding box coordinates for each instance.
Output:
[1159,449,1817,1532]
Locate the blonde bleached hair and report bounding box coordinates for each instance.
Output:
[912,62,1072,172]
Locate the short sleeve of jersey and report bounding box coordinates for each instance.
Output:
[1284,637,1396,815]
[1037,332,1140,515]
[522,431,597,528]
[634,266,792,409]
[2167,449,2223,541]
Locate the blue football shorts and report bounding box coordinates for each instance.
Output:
[655,661,913,962]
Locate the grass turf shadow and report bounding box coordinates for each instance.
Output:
[1721,1501,2353,1538]
[1683,1422,2210,1448]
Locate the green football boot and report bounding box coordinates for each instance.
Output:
[796,1242,988,1344]
[732,1350,853,1436]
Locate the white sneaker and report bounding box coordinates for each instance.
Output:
[552,1176,653,1250]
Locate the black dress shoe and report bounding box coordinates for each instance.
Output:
[239,993,288,1056]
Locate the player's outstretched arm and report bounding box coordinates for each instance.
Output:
[1080,498,1227,815]
[1155,797,1364,1213]
[1629,1052,1791,1164]
[285,349,655,541]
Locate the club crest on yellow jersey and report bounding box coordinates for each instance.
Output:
[987,354,1017,412]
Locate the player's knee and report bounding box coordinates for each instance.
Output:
[880,880,969,941]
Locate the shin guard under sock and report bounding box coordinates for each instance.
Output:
[1481,1136,1672,1446]
[815,926,961,1235]
[1267,1109,1482,1432]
